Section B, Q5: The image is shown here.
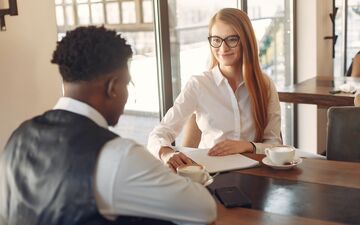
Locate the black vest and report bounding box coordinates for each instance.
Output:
[0,110,174,225]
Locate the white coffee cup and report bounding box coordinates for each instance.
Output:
[177,165,209,184]
[265,146,295,165]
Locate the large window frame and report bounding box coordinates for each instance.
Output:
[54,0,296,145]
[334,0,360,76]
[242,0,296,146]
[55,0,153,33]
[153,0,296,145]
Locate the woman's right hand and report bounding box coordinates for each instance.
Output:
[159,147,193,172]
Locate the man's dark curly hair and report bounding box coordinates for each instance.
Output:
[51,26,133,82]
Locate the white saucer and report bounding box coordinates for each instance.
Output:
[262,157,302,170]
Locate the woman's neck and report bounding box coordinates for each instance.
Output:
[219,64,243,91]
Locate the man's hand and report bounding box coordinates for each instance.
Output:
[159,147,193,172]
[208,140,253,156]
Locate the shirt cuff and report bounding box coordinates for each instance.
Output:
[148,138,174,159]
[158,145,177,160]
[252,142,278,154]
[249,142,256,153]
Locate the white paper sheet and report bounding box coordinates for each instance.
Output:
[176,147,259,173]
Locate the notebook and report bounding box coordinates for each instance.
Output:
[175,147,259,173]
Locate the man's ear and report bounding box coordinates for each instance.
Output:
[106,76,118,99]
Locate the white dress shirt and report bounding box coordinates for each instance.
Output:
[53,97,216,225]
[148,66,282,157]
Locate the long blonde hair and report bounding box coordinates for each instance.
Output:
[208,8,270,142]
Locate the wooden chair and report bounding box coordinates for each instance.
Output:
[182,114,201,148]
[345,51,360,77]
[351,53,360,77]
[326,106,360,162]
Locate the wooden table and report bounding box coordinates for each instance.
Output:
[209,154,360,225]
[278,76,355,108]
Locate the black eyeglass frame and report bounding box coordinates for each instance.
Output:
[207,35,240,48]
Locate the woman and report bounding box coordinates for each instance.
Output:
[148,8,282,171]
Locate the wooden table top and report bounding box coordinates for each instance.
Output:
[242,153,360,189]
[213,205,351,225]
[210,154,360,225]
[277,76,355,108]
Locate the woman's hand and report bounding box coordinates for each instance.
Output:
[208,140,253,156]
[159,147,193,172]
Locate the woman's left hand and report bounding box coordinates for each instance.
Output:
[208,140,253,156]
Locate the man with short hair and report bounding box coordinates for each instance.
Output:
[0,26,216,225]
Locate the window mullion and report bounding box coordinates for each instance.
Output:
[135,0,143,24]
[88,0,92,24]
[153,0,173,120]
[102,0,107,24]
[342,0,348,75]
[241,0,248,12]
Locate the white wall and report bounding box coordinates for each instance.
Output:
[0,0,61,149]
[296,0,333,153]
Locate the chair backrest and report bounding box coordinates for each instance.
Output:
[345,51,360,77]
[351,52,360,77]
[182,114,201,148]
[326,106,360,162]
[345,62,353,77]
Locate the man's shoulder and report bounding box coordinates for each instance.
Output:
[98,137,159,169]
[106,137,139,148]
[102,137,149,157]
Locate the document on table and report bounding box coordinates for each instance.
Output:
[175,147,259,173]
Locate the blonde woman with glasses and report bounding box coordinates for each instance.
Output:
[148,8,282,171]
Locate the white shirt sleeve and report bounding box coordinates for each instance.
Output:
[94,137,217,225]
[253,77,282,153]
[147,77,199,158]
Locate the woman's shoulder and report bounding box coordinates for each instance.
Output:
[191,70,213,79]
[186,70,215,85]
[259,72,271,84]
[260,72,277,92]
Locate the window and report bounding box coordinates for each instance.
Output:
[334,0,360,77]
[54,0,159,145]
[165,1,294,145]
[167,0,238,143]
[246,0,295,145]
[53,1,295,146]
[54,0,153,35]
[168,0,238,96]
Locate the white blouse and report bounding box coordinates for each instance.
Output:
[148,66,282,157]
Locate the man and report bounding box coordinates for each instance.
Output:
[0,26,216,225]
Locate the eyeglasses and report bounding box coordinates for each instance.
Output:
[208,35,240,48]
